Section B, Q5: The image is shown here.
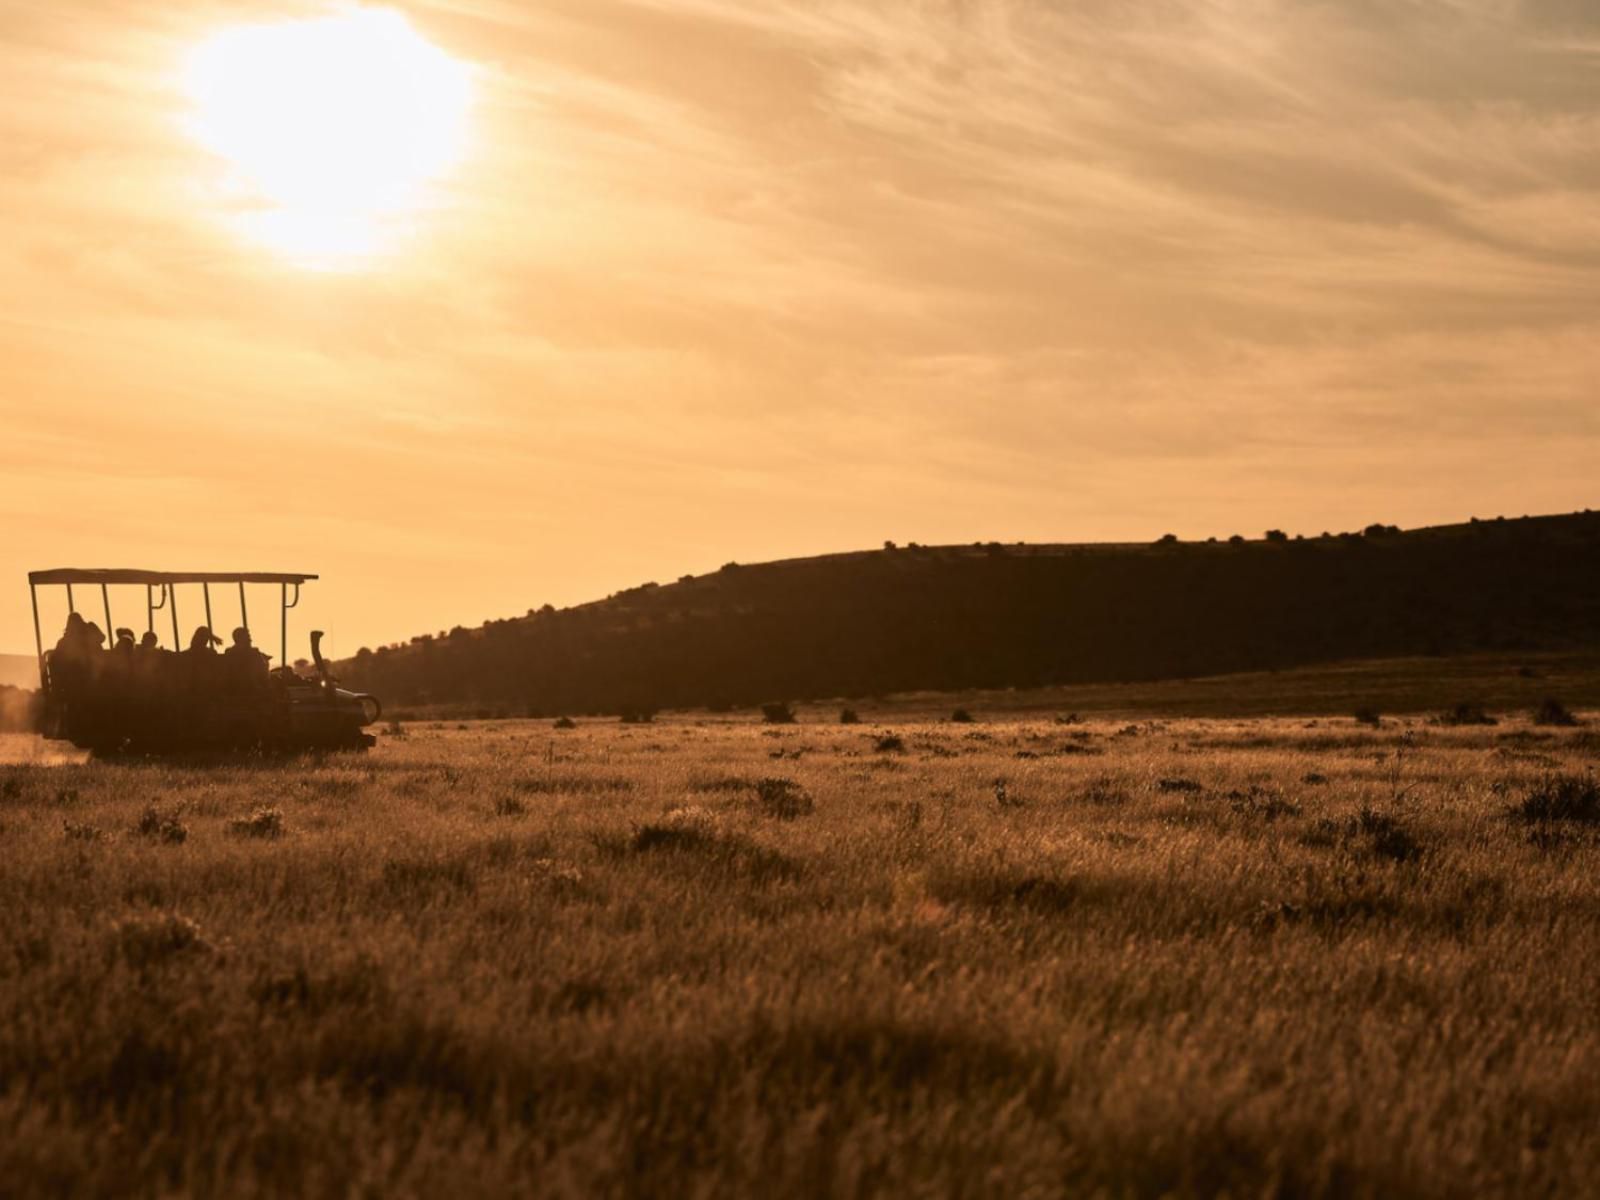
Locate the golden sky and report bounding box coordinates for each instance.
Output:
[3,0,1597,655]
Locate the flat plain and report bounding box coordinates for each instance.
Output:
[3,706,1599,1197]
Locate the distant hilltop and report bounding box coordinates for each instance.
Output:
[0,654,39,691]
[339,510,1600,715]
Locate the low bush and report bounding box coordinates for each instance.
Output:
[950,709,975,724]
[761,702,797,725]
[228,807,285,839]
[1533,698,1580,728]
[1434,702,1498,727]
[838,708,861,725]
[754,777,814,819]
[134,805,188,845]
[1513,774,1600,823]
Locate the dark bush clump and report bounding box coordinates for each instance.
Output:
[618,708,656,724]
[761,702,797,725]
[1434,702,1498,727]
[838,708,861,725]
[950,709,975,724]
[1353,707,1382,728]
[1533,699,1580,728]
[754,777,814,819]
[1513,774,1600,824]
[135,805,188,845]
[553,716,577,730]
[1356,807,1424,863]
[874,734,906,753]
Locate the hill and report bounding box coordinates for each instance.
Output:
[0,654,38,691]
[338,510,1600,715]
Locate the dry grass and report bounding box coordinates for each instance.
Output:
[1,713,1598,1197]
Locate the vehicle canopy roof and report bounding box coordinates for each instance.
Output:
[29,569,317,586]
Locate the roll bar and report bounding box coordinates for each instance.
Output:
[28,569,320,682]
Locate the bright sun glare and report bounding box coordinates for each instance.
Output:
[184,7,472,269]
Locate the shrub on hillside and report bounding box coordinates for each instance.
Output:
[950,708,975,724]
[1353,707,1382,728]
[1533,698,1580,727]
[1434,702,1498,727]
[761,702,797,725]
[839,708,861,725]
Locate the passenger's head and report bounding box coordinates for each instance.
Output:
[231,626,252,648]
[65,612,85,632]
[139,631,159,650]
[85,622,105,646]
[114,628,134,647]
[190,626,221,651]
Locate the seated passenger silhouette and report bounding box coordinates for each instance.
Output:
[224,627,270,692]
[50,613,92,698]
[183,626,223,693]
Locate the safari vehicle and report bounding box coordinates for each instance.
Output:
[27,569,380,753]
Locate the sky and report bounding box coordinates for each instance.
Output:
[2,0,1597,657]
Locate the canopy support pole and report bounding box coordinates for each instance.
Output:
[66,583,75,614]
[239,582,249,634]
[101,584,112,641]
[29,583,43,688]
[170,585,180,651]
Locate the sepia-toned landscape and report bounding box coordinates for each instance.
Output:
[5,0,1600,1194]
[4,689,1600,1196]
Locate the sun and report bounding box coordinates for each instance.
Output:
[183,7,472,269]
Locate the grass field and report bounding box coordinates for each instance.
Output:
[3,707,1600,1196]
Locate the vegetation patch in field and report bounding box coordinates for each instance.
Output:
[62,819,102,842]
[250,957,391,1016]
[228,806,285,839]
[110,912,213,968]
[930,863,1078,916]
[598,809,802,884]
[515,772,634,795]
[379,854,477,899]
[1301,806,1424,862]
[1512,773,1600,823]
[134,805,188,844]
[1433,702,1498,727]
[1226,786,1301,820]
[753,777,813,819]
[1533,698,1581,727]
